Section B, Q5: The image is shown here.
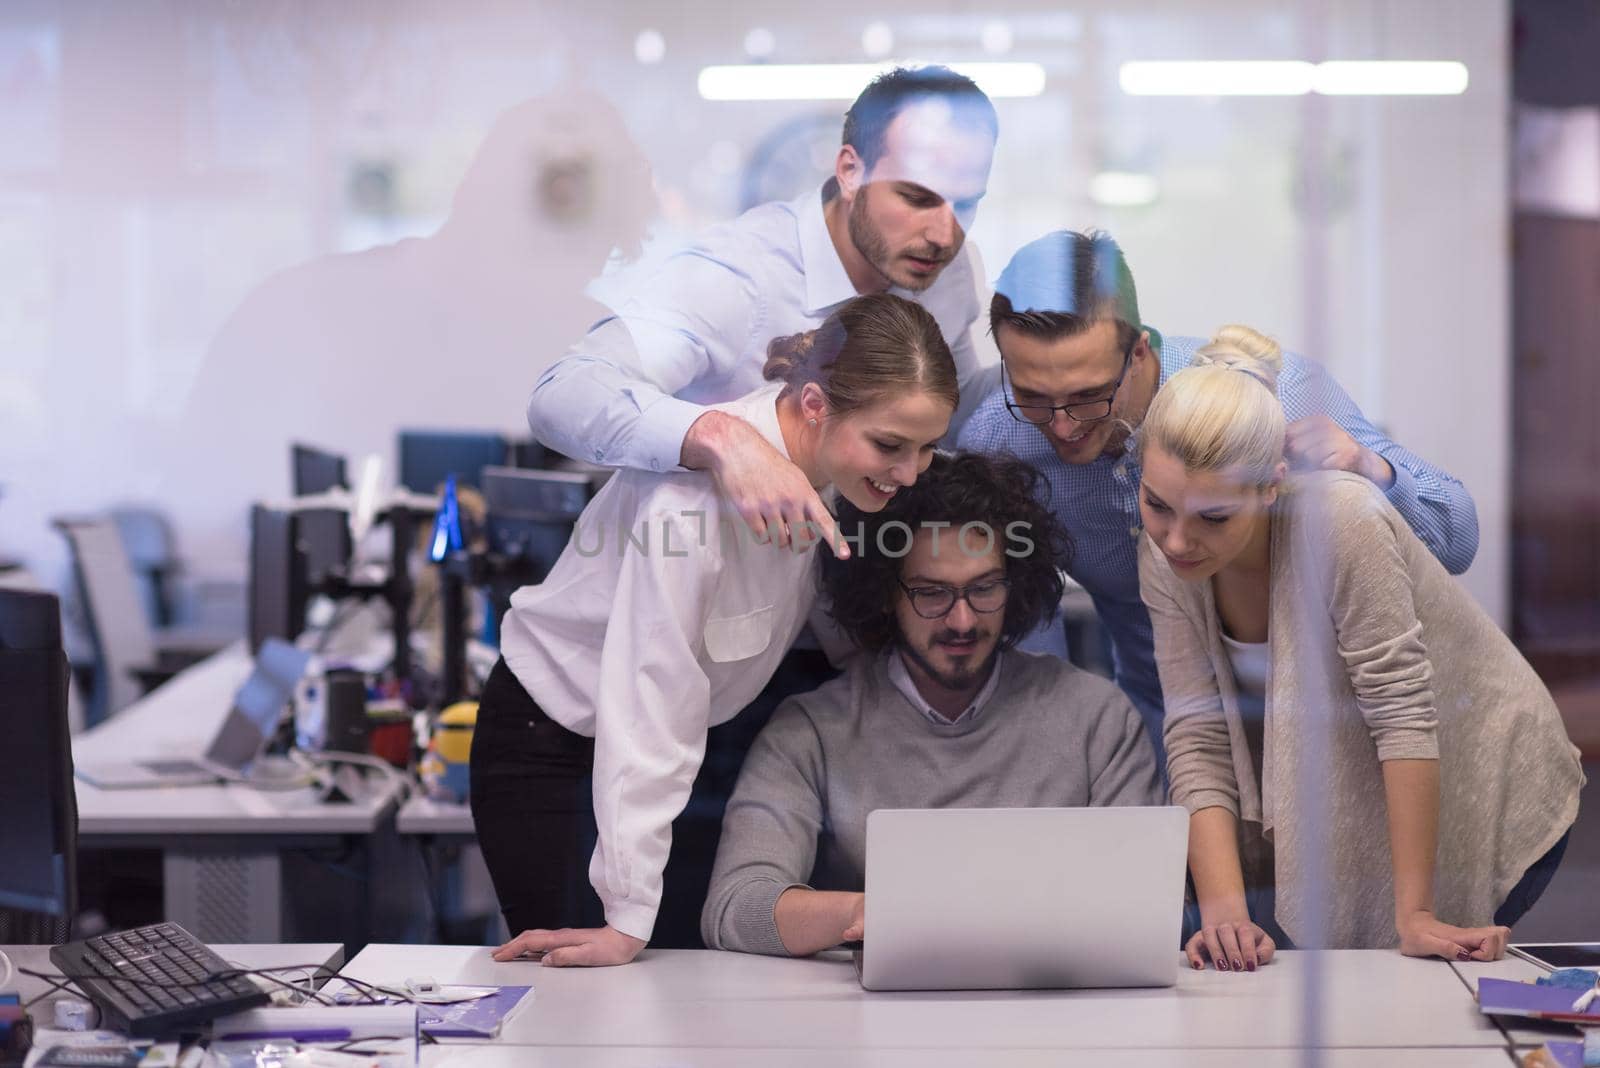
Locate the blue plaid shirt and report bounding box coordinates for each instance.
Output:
[957,332,1479,764]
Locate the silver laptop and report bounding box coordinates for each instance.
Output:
[857,806,1189,991]
[77,639,312,789]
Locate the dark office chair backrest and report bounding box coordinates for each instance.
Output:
[0,587,78,943]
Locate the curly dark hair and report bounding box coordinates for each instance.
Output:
[821,451,1071,654]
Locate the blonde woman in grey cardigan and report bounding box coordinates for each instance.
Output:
[1136,324,1583,973]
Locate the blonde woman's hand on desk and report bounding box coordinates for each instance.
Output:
[1396,911,1510,963]
[1185,917,1277,973]
[493,925,647,967]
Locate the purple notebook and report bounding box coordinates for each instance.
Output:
[417,986,534,1039]
[1476,977,1600,1024]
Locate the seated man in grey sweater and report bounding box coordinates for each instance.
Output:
[702,451,1163,956]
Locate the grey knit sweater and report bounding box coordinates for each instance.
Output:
[701,648,1163,955]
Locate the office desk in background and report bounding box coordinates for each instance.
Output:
[396,797,474,837]
[72,646,404,943]
[337,945,1518,1060]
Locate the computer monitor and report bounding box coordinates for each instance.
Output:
[0,588,78,921]
[248,505,310,654]
[398,430,509,494]
[507,437,551,471]
[291,445,353,581]
[291,443,348,495]
[481,465,598,577]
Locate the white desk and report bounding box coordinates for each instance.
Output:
[72,646,403,942]
[414,1048,1518,1067]
[340,945,1512,1054]
[396,797,474,836]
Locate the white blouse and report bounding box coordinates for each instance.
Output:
[499,383,821,940]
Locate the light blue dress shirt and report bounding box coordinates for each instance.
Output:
[527,183,997,473]
[958,331,1480,766]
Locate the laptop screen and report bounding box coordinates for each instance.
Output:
[204,639,313,770]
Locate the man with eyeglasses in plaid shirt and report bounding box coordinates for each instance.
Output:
[957,230,1479,768]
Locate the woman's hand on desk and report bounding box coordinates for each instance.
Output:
[1396,911,1509,962]
[492,925,647,967]
[1185,917,1276,972]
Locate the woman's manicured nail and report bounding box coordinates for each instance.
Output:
[1246,961,1256,972]
[1217,958,1229,971]
[1457,950,1471,961]
[1233,960,1243,971]
[1193,959,1204,970]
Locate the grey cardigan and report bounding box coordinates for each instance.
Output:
[1140,471,1582,948]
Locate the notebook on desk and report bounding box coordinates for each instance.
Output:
[76,639,311,789]
[855,806,1189,992]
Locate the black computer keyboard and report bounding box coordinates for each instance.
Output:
[50,922,270,1037]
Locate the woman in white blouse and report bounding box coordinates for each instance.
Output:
[471,293,960,967]
[1136,324,1582,972]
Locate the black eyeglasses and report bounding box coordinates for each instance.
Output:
[897,577,1011,619]
[1002,333,1137,427]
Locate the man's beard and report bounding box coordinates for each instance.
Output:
[847,187,951,293]
[899,628,1000,692]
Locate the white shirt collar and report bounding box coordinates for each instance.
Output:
[797,184,859,316]
[887,648,1004,727]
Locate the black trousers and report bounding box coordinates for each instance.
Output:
[468,651,838,946]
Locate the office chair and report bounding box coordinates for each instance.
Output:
[54,517,227,725]
[109,506,183,627]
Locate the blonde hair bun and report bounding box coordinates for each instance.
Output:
[1139,322,1287,483]
[1191,324,1283,395]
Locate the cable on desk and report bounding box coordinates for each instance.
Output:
[227,963,321,1003]
[287,746,416,804]
[19,970,81,1011]
[21,973,103,1029]
[222,769,317,792]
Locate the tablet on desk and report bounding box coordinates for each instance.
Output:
[1508,942,1600,971]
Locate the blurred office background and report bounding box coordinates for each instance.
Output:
[0,0,1593,931]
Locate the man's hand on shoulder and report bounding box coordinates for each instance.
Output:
[680,410,847,558]
[1286,414,1395,489]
